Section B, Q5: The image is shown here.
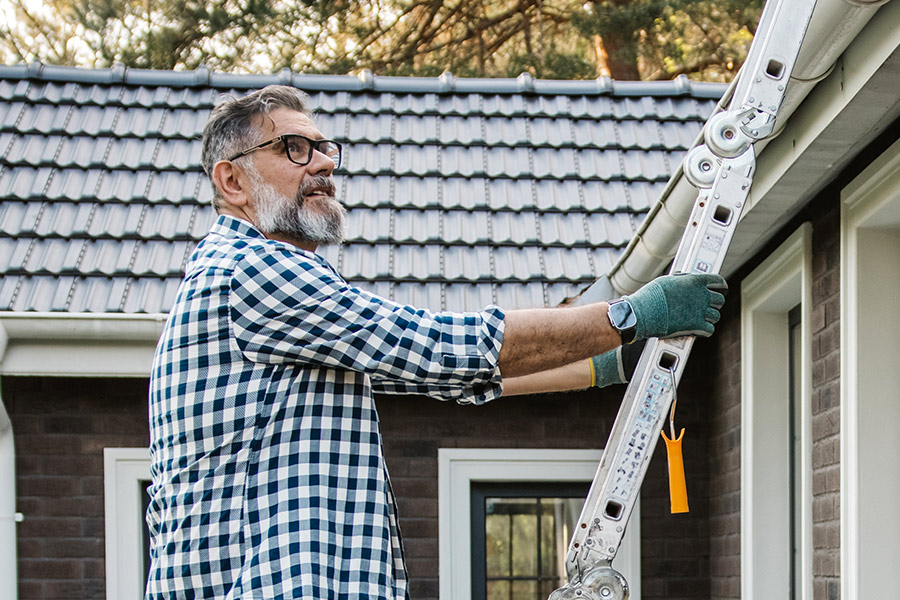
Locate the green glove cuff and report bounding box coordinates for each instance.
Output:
[590,348,627,387]
[590,339,646,388]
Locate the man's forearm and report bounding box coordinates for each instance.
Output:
[498,303,621,378]
[501,360,593,396]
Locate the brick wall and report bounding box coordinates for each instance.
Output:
[4,376,150,600]
[704,284,743,600]
[810,202,841,600]
[5,371,714,600]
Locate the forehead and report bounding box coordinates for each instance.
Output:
[255,107,322,138]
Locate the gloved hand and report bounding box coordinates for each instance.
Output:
[591,340,645,387]
[625,273,727,340]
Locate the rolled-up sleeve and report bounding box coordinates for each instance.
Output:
[229,245,505,403]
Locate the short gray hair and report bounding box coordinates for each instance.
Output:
[201,85,314,211]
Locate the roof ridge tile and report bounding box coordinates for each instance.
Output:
[0,62,728,99]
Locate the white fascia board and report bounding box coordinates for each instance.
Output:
[0,313,168,377]
[723,0,900,274]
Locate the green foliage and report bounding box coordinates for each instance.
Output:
[0,0,763,82]
[575,0,763,81]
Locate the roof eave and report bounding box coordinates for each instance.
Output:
[0,313,167,377]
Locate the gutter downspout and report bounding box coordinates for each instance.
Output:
[0,323,23,600]
[581,0,893,303]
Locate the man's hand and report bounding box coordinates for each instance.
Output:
[626,273,727,340]
[497,273,726,379]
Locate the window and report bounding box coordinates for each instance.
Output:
[103,448,151,600]
[471,482,588,600]
[439,449,641,600]
[841,137,900,598]
[740,224,812,599]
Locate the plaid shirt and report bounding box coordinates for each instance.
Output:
[147,215,505,599]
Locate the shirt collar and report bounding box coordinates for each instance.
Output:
[208,214,330,266]
[210,214,267,240]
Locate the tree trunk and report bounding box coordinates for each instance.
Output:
[595,34,640,80]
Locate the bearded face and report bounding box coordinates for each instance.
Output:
[246,166,347,246]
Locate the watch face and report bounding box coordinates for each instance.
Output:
[609,300,637,330]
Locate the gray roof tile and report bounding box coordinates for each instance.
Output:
[482,117,528,146]
[529,118,573,146]
[442,282,496,312]
[443,245,492,280]
[493,246,542,279]
[494,283,546,311]
[341,243,391,279]
[392,245,441,279]
[0,64,724,313]
[96,170,152,200]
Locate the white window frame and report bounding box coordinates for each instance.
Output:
[438,448,641,600]
[740,223,813,600]
[103,447,151,600]
[841,137,900,600]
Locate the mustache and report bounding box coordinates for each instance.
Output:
[296,175,336,203]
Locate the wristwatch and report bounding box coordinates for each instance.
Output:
[607,299,638,345]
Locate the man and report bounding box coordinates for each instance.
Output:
[147,85,726,599]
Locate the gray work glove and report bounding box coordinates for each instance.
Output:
[626,273,727,340]
[590,340,645,387]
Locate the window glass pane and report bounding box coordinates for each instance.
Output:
[511,506,538,576]
[788,305,802,600]
[540,578,560,599]
[540,498,582,576]
[486,511,510,577]
[487,580,510,600]
[512,580,537,598]
[473,483,588,600]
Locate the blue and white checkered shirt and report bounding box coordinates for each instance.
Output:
[147,215,505,599]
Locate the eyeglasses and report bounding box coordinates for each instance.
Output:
[228,134,342,169]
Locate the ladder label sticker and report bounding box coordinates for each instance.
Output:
[700,231,724,252]
[608,370,673,501]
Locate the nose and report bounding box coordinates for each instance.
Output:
[308,147,337,176]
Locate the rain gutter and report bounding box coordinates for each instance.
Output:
[0,312,168,378]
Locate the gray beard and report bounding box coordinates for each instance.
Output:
[250,173,346,246]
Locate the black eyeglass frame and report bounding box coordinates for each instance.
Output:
[228,134,342,168]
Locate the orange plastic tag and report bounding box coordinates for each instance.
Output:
[661,428,689,514]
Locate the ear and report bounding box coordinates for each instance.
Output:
[211,160,250,208]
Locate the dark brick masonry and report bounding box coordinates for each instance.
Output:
[4,376,150,600]
[5,366,717,600]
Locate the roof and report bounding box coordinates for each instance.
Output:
[0,63,725,314]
